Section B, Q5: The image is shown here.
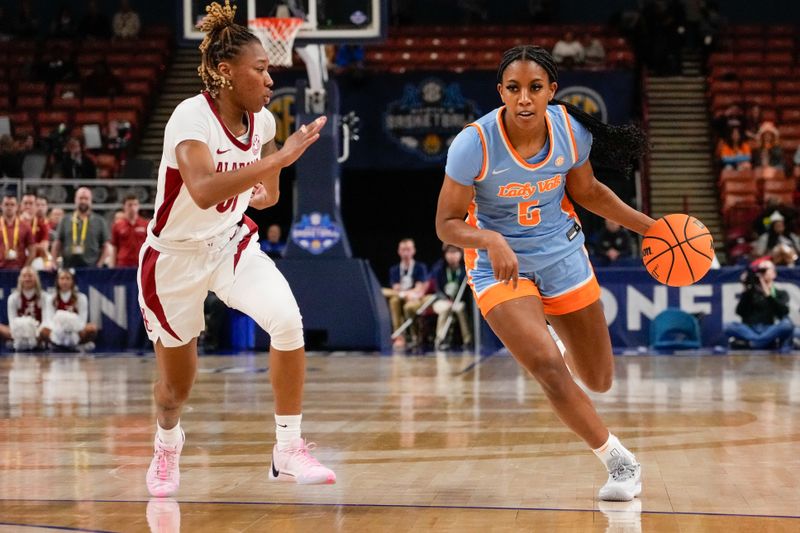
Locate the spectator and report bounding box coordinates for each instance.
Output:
[113,209,124,224]
[382,238,431,348]
[552,31,585,66]
[78,0,111,40]
[0,135,23,178]
[81,60,124,98]
[724,258,793,350]
[752,211,800,257]
[752,122,784,172]
[34,44,79,87]
[47,207,64,244]
[753,198,797,236]
[770,242,797,267]
[743,104,764,143]
[430,244,472,349]
[0,194,34,270]
[112,0,141,40]
[592,219,635,266]
[711,104,743,139]
[60,138,97,180]
[52,187,111,268]
[49,4,78,39]
[333,45,365,74]
[19,193,50,269]
[12,0,38,39]
[716,126,751,171]
[583,34,606,65]
[110,194,148,268]
[40,267,97,351]
[260,223,286,259]
[792,144,800,181]
[0,266,46,351]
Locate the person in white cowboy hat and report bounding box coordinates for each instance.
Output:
[752,121,785,171]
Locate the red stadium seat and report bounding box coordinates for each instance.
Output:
[731,24,764,36]
[53,83,81,98]
[94,153,120,179]
[781,108,800,123]
[764,52,793,64]
[720,180,757,196]
[16,95,46,110]
[775,95,800,107]
[721,192,758,213]
[764,65,793,79]
[7,111,31,125]
[765,37,794,50]
[744,93,773,107]
[719,167,754,184]
[0,95,10,112]
[776,81,800,93]
[51,96,82,111]
[737,38,764,50]
[113,95,145,113]
[741,80,772,93]
[762,191,794,206]
[711,94,741,111]
[36,110,71,126]
[724,202,761,228]
[107,110,138,128]
[74,111,107,126]
[708,52,734,67]
[708,80,740,96]
[736,52,764,64]
[81,97,112,110]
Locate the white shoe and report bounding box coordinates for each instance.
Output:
[269,437,336,485]
[146,497,181,533]
[599,455,642,501]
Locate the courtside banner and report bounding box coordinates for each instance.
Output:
[597,267,800,348]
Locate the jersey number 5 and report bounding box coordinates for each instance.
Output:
[216,196,238,213]
[517,200,541,226]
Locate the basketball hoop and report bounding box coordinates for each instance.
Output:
[249,17,304,67]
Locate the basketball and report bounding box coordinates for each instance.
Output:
[641,214,714,287]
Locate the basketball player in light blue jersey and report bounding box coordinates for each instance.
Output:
[436,46,655,502]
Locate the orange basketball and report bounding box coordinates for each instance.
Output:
[641,214,714,287]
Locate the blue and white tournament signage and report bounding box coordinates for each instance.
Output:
[290,212,342,255]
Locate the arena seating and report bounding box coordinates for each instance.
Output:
[0,26,172,178]
[706,24,800,262]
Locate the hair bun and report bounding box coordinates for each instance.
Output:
[197,0,237,35]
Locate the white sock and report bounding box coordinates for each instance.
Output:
[157,420,183,446]
[593,433,635,468]
[275,414,302,450]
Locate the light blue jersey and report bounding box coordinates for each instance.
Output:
[445,104,593,275]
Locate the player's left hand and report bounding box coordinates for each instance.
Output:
[249,183,271,209]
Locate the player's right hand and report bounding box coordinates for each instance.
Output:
[278,116,327,167]
[486,232,518,289]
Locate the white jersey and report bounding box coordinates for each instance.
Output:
[150,92,276,242]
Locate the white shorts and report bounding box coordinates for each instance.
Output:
[137,218,304,350]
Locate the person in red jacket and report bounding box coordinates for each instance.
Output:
[110,194,149,267]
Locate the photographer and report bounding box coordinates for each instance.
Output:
[724,258,794,350]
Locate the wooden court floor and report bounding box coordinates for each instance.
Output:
[1,350,799,532]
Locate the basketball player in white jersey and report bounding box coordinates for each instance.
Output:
[139,1,334,497]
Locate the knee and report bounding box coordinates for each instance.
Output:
[526,356,571,395]
[265,307,304,351]
[156,378,193,407]
[582,371,613,393]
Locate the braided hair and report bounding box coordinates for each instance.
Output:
[197,0,260,97]
[497,45,648,172]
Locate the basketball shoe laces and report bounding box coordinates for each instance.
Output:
[607,456,637,482]
[155,443,179,481]
[287,440,322,469]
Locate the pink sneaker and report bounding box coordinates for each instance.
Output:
[146,497,181,533]
[146,431,185,497]
[269,437,336,485]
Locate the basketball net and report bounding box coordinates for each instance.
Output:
[249,17,328,114]
[249,17,303,67]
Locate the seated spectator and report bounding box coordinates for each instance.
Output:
[112,0,140,40]
[752,211,800,257]
[60,138,97,180]
[79,0,111,40]
[382,238,431,349]
[110,194,148,268]
[743,104,764,143]
[34,45,79,87]
[751,122,785,172]
[49,4,78,39]
[260,223,286,259]
[0,194,35,270]
[770,242,797,267]
[753,198,797,235]
[333,45,365,74]
[583,34,606,65]
[711,104,743,140]
[724,258,793,350]
[430,244,472,350]
[0,135,23,178]
[39,268,97,351]
[552,31,585,67]
[717,126,751,170]
[81,60,124,98]
[591,219,635,266]
[0,266,47,351]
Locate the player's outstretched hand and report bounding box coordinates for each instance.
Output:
[487,232,519,289]
[278,116,327,167]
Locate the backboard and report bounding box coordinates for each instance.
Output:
[183,0,386,44]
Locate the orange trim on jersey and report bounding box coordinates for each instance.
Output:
[560,194,578,221]
[541,275,600,315]
[466,123,489,181]
[477,278,540,316]
[463,198,479,271]
[561,105,579,165]
[496,106,555,171]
